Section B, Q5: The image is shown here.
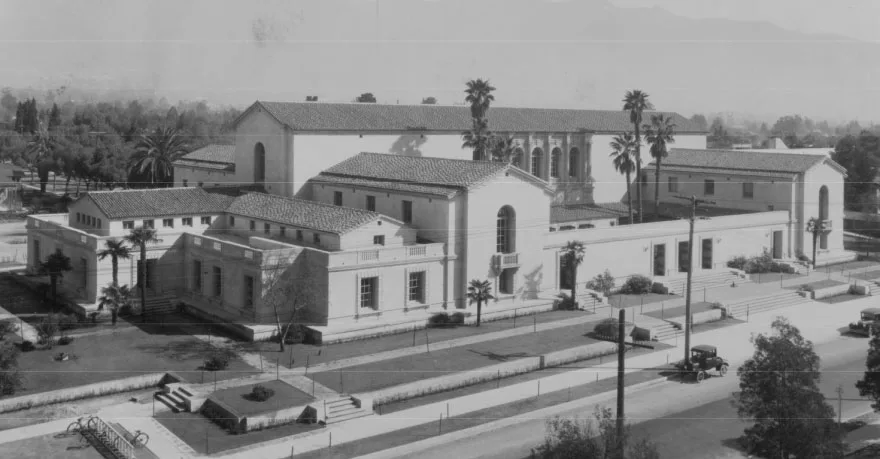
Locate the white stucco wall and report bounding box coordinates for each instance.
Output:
[641,169,796,213]
[802,163,846,255]
[173,167,236,188]
[234,108,291,197]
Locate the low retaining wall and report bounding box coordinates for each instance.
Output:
[0,372,172,413]
[201,397,245,433]
[200,396,310,433]
[244,404,310,432]
[666,309,724,328]
[359,340,620,406]
[811,283,854,300]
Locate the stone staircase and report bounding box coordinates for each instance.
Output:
[155,383,194,413]
[662,271,750,296]
[140,295,176,316]
[868,281,880,297]
[724,291,807,320]
[651,322,683,341]
[323,396,374,425]
[577,294,605,312]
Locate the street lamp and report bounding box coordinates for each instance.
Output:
[673,195,715,371]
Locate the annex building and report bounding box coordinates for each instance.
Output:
[26,102,855,343]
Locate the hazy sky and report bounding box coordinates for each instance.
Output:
[1,0,878,120]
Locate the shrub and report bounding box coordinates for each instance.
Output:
[585,270,615,296]
[19,341,35,352]
[449,312,466,325]
[36,316,59,348]
[651,282,669,294]
[619,275,652,295]
[727,256,748,270]
[800,284,815,293]
[428,313,450,328]
[204,352,231,371]
[250,384,275,402]
[593,318,621,340]
[796,251,811,263]
[0,321,16,340]
[556,293,577,311]
[709,302,724,310]
[57,336,74,346]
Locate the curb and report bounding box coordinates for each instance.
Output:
[845,231,880,242]
[352,376,670,459]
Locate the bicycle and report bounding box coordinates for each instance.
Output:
[66,416,97,435]
[130,430,150,448]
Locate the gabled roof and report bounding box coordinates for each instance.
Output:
[551,202,630,223]
[315,152,527,198]
[651,148,847,176]
[173,144,236,171]
[79,187,232,219]
[237,101,707,134]
[225,192,390,234]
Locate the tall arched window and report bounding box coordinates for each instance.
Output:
[550,148,561,178]
[819,185,829,249]
[530,148,543,178]
[569,148,580,178]
[254,142,266,184]
[511,148,524,168]
[496,206,516,254]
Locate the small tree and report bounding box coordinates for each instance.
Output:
[262,255,315,352]
[38,249,73,311]
[733,317,845,458]
[97,238,131,286]
[531,406,659,459]
[856,327,880,412]
[467,279,494,327]
[0,341,23,396]
[355,93,377,103]
[562,241,585,306]
[98,283,132,325]
[421,97,437,104]
[36,315,59,348]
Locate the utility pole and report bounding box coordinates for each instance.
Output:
[674,195,715,370]
[616,308,626,458]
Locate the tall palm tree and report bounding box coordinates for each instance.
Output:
[462,118,493,162]
[124,226,159,323]
[97,238,131,286]
[464,79,496,120]
[466,279,495,327]
[622,90,654,223]
[38,249,73,311]
[24,121,56,193]
[644,114,677,220]
[463,79,496,161]
[98,283,132,325]
[562,241,586,306]
[609,133,639,225]
[129,126,188,188]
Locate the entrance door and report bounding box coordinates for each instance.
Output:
[653,244,666,276]
[559,256,572,290]
[678,241,690,273]
[702,239,713,269]
[772,231,783,259]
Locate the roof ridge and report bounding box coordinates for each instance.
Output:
[259,100,689,116]
[86,187,201,195]
[670,147,826,160]
[356,152,505,166]
[236,192,382,216]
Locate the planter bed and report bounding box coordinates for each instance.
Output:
[642,301,715,321]
[748,272,804,284]
[605,293,678,309]
[819,294,866,304]
[201,380,315,434]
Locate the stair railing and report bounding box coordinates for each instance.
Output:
[91,415,136,459]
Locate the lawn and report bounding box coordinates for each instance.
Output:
[242,309,590,370]
[851,270,880,281]
[156,411,321,455]
[309,319,605,395]
[0,432,103,459]
[799,279,846,290]
[10,321,259,395]
[823,260,880,272]
[818,294,865,304]
[605,293,678,309]
[643,301,716,320]
[209,380,314,417]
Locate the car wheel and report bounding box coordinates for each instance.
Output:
[696,371,706,383]
[719,364,729,376]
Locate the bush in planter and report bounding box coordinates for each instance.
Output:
[19,340,35,352]
[449,312,466,325]
[593,318,621,340]
[204,352,231,371]
[585,270,615,296]
[249,384,275,402]
[619,275,652,294]
[57,336,74,346]
[428,313,450,328]
[799,284,815,293]
[556,293,577,311]
[727,256,748,271]
[651,282,669,295]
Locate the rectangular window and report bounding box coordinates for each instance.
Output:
[334,191,343,206]
[80,258,88,288]
[360,277,377,309]
[123,220,134,229]
[182,217,193,227]
[373,235,385,245]
[193,260,202,291]
[366,195,376,212]
[182,179,188,187]
[742,182,754,199]
[163,218,174,228]
[296,230,303,241]
[244,275,254,308]
[229,216,235,227]
[313,233,321,245]
[143,219,154,229]
[213,266,222,297]
[402,200,413,224]
[704,179,715,196]
[201,216,211,225]
[668,176,678,193]
[250,220,256,231]
[408,271,425,303]
[76,213,81,223]
[280,226,286,237]
[264,223,271,234]
[97,219,102,229]
[87,216,93,226]
[702,238,713,270]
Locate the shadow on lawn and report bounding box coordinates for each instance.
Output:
[719,437,750,455]
[467,349,531,362]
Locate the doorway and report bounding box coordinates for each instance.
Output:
[702,238,713,270]
[653,244,666,276]
[772,231,783,259]
[678,241,690,273]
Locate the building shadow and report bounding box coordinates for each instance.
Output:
[389,135,427,157]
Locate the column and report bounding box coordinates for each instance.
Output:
[562,134,571,183]
[543,135,552,181]
[525,134,534,175]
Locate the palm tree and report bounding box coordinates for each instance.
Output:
[464,79,496,120]
[490,136,518,164]
[609,133,639,225]
[644,114,677,220]
[98,283,132,325]
[24,121,56,193]
[463,79,496,161]
[467,279,495,327]
[129,126,188,188]
[562,241,586,306]
[622,90,654,223]
[38,249,73,311]
[124,226,159,323]
[97,238,131,286]
[462,118,494,162]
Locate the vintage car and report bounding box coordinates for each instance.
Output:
[675,344,730,383]
[849,308,880,337]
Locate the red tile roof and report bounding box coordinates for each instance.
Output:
[655,148,846,176]
[173,144,235,171]
[245,101,707,134]
[225,192,385,234]
[551,202,630,223]
[82,187,232,219]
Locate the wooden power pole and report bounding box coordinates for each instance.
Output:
[617,308,626,457]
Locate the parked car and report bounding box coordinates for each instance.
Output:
[674,344,729,383]
[849,308,880,337]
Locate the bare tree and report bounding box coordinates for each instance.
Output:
[261,254,316,352]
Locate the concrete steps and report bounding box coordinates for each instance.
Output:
[155,383,194,413]
[869,281,880,296]
[663,271,750,296]
[324,397,373,425]
[140,295,175,316]
[652,322,682,341]
[725,291,806,320]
